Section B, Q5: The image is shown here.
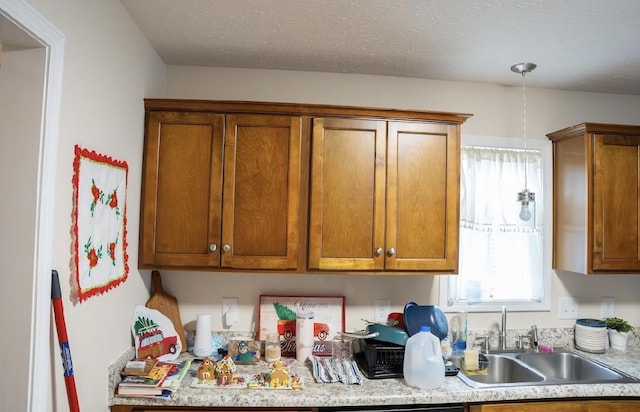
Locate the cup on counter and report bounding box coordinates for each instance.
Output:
[331,334,353,360]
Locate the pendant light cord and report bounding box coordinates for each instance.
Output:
[521,70,528,191]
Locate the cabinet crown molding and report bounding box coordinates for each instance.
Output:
[144,99,472,124]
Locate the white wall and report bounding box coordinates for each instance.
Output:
[0,46,46,412]
[164,66,640,139]
[160,66,640,338]
[21,0,165,410]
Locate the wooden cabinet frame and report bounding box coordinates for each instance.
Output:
[139,99,470,273]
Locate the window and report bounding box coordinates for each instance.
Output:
[439,135,551,312]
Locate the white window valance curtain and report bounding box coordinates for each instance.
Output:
[451,145,544,304]
[461,146,542,233]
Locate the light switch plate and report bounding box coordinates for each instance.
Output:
[601,296,615,318]
[558,296,579,320]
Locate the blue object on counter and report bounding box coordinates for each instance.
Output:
[403,302,449,340]
[576,318,606,328]
[453,339,467,352]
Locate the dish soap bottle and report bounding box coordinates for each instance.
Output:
[403,326,445,389]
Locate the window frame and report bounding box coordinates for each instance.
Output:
[438,134,552,313]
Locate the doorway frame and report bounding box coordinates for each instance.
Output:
[0,0,64,410]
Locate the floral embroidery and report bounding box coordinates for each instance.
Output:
[108,189,120,215]
[83,236,103,274]
[107,237,118,266]
[90,179,103,217]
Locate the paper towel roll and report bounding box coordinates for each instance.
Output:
[193,313,212,357]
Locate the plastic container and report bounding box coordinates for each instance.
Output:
[440,336,452,359]
[450,311,467,354]
[403,325,445,389]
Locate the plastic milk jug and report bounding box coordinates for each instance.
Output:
[403,325,445,389]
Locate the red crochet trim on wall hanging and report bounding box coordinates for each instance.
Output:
[70,145,129,303]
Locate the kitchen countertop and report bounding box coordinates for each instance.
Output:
[109,345,640,408]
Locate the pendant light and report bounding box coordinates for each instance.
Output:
[511,62,537,222]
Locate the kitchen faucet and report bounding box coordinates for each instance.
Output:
[517,325,539,351]
[500,305,507,350]
[528,325,539,351]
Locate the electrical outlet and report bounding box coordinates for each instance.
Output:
[558,296,579,320]
[374,299,390,323]
[601,296,615,318]
[222,297,239,325]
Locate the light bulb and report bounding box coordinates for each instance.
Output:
[519,202,532,221]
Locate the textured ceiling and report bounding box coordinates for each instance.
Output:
[6,0,635,95]
[120,0,640,95]
[3,2,640,94]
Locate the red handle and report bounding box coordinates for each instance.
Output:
[52,270,80,412]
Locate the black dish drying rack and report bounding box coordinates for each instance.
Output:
[353,338,405,379]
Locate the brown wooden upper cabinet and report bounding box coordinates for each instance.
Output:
[139,99,470,273]
[547,123,640,274]
[140,107,302,270]
[308,117,461,273]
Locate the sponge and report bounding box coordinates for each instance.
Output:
[463,349,479,371]
[538,344,553,353]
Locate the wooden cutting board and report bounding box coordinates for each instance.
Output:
[145,271,187,352]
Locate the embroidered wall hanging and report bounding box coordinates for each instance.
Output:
[71,145,129,303]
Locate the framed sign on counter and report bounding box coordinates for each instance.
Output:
[258,295,345,357]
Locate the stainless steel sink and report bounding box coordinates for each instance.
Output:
[451,348,638,388]
[453,354,544,387]
[516,352,627,382]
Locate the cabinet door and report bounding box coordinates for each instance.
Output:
[308,117,387,270]
[386,121,460,271]
[592,134,640,271]
[221,114,302,269]
[471,400,640,412]
[470,403,584,411]
[140,111,224,267]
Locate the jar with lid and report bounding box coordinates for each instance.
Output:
[264,332,282,363]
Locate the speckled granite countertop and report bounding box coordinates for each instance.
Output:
[109,332,640,408]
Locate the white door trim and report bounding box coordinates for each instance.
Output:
[0,1,64,411]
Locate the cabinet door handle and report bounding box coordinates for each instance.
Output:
[387,247,396,256]
[209,243,218,252]
[375,247,384,256]
[222,244,231,252]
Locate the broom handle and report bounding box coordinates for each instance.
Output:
[51,270,80,412]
